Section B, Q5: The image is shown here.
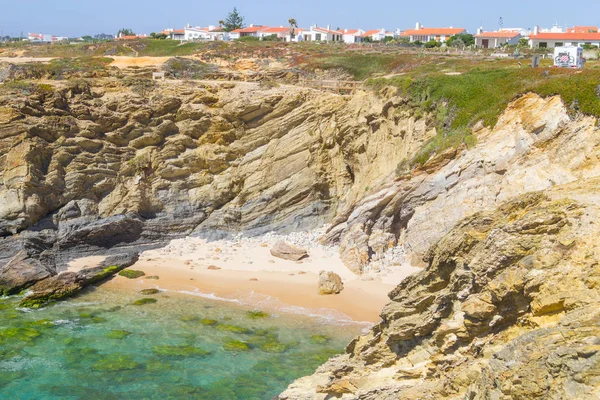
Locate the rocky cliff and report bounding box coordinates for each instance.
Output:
[0,78,432,294]
[279,94,600,399]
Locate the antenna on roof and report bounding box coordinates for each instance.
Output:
[499,17,503,30]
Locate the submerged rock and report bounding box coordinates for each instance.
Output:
[270,241,308,261]
[317,271,343,295]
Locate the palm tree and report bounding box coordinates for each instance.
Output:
[288,18,298,40]
[218,20,225,29]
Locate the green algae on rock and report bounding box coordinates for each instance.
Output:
[247,310,269,319]
[118,270,146,279]
[105,330,131,339]
[91,354,142,372]
[223,339,251,352]
[215,324,252,334]
[152,344,211,358]
[309,334,329,344]
[133,298,157,306]
[199,318,218,326]
[139,288,160,295]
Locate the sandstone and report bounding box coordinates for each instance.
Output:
[207,265,221,270]
[270,241,308,261]
[317,271,344,295]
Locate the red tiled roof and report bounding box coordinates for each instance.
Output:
[474,31,521,38]
[261,27,289,34]
[402,28,465,36]
[342,29,361,35]
[173,30,185,33]
[530,32,600,41]
[312,27,342,34]
[567,26,598,33]
[362,29,384,37]
[231,26,269,33]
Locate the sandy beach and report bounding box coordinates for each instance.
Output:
[71,232,421,324]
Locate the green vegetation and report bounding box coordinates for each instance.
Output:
[200,318,218,326]
[222,7,245,32]
[152,345,211,358]
[246,310,269,319]
[139,288,160,295]
[223,339,251,352]
[105,330,131,339]
[87,265,121,284]
[365,62,600,167]
[310,334,330,344]
[91,354,141,372]
[118,269,146,279]
[215,324,252,334]
[132,298,157,306]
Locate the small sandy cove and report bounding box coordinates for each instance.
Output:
[71,235,420,324]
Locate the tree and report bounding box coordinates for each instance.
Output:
[446,33,474,47]
[150,32,168,39]
[117,28,135,37]
[81,35,93,42]
[288,18,298,39]
[424,39,441,48]
[218,20,225,28]
[222,7,245,32]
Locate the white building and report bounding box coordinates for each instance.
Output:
[341,29,365,44]
[401,22,466,43]
[474,28,522,48]
[529,25,600,48]
[361,28,388,41]
[300,26,343,42]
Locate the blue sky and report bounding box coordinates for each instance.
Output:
[1,0,599,37]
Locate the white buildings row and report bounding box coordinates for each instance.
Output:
[141,21,600,49]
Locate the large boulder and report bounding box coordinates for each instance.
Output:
[0,250,53,296]
[270,241,308,261]
[318,271,344,295]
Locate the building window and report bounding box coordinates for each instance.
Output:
[555,42,563,47]
[316,33,321,41]
[539,42,547,48]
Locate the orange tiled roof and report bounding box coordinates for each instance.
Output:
[361,29,383,37]
[402,27,465,36]
[261,27,289,34]
[567,26,598,33]
[342,29,361,35]
[231,26,269,33]
[530,32,600,41]
[312,27,342,34]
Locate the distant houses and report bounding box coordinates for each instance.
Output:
[26,33,68,43]
[474,29,522,48]
[401,23,466,43]
[528,26,600,48]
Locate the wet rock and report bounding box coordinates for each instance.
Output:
[270,241,308,261]
[317,271,344,295]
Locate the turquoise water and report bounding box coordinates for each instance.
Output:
[0,286,365,399]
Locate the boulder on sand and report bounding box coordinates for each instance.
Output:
[270,241,308,261]
[318,271,344,295]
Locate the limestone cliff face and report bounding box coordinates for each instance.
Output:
[0,79,432,293]
[279,94,600,399]
[281,185,600,399]
[324,93,600,273]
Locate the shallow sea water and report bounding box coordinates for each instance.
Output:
[0,285,366,399]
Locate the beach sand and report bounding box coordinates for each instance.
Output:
[88,235,421,324]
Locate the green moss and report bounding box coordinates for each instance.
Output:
[179,315,200,322]
[18,298,49,309]
[152,345,211,358]
[139,288,160,295]
[246,310,269,319]
[260,340,287,353]
[87,265,121,284]
[105,330,131,339]
[118,269,146,279]
[133,298,157,306]
[199,319,218,326]
[223,339,251,352]
[310,334,330,344]
[91,354,142,372]
[215,324,251,334]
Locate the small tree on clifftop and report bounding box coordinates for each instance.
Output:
[223,7,245,32]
